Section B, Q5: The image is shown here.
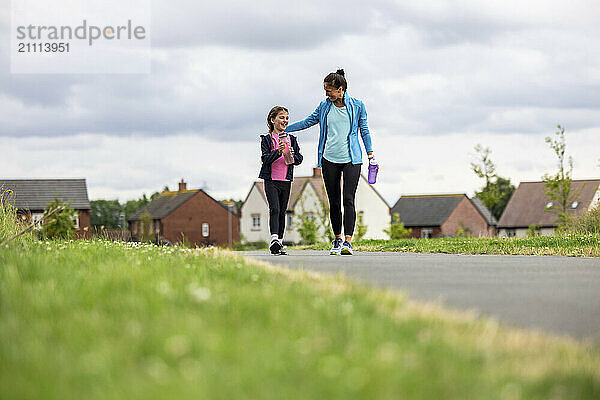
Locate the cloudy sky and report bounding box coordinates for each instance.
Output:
[1,0,599,206]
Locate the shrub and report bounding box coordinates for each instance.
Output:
[295,212,319,245]
[354,212,368,241]
[233,240,268,251]
[41,198,77,239]
[560,206,600,235]
[139,211,155,243]
[527,224,541,237]
[384,213,412,239]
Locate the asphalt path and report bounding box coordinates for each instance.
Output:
[243,250,600,342]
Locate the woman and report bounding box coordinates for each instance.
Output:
[258,106,303,255]
[285,69,374,255]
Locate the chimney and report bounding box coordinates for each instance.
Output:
[313,167,322,178]
[178,179,187,192]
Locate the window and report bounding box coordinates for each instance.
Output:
[252,214,261,229]
[506,229,516,237]
[32,213,43,230]
[202,223,209,237]
[571,201,579,209]
[421,228,433,239]
[73,214,79,229]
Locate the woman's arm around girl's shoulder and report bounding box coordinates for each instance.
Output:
[285,101,325,133]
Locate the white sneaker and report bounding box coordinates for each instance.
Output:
[341,241,353,255]
[330,238,343,255]
[270,239,282,255]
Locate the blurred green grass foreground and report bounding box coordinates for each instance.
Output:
[1,240,599,399]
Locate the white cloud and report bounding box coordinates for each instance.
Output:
[1,0,599,203]
[2,127,597,205]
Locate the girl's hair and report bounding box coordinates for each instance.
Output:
[266,106,288,133]
[324,68,347,91]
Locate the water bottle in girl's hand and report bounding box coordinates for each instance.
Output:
[368,157,378,184]
[279,132,294,165]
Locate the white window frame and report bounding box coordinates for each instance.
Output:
[251,214,261,230]
[32,213,44,230]
[73,213,79,229]
[202,223,209,237]
[421,228,433,239]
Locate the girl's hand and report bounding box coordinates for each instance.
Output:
[278,141,285,153]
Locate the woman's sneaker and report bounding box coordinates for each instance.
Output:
[330,237,343,255]
[341,241,353,255]
[270,239,282,255]
[279,245,288,255]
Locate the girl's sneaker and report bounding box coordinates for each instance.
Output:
[330,237,343,255]
[341,241,353,255]
[270,239,282,255]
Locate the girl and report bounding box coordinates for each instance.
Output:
[258,106,303,255]
[285,69,375,255]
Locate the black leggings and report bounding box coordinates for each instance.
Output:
[321,157,361,237]
[264,179,291,238]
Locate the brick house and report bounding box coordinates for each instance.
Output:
[241,167,391,243]
[391,194,497,238]
[497,179,600,237]
[0,178,91,237]
[128,180,239,247]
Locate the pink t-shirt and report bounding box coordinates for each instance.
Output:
[270,133,289,181]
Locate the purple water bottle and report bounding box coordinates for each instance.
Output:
[279,132,294,165]
[368,157,378,184]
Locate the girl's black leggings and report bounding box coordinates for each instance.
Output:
[264,179,291,238]
[321,157,361,237]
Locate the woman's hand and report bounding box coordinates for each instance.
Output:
[278,141,285,154]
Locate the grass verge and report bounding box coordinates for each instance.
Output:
[294,235,600,257]
[1,240,599,399]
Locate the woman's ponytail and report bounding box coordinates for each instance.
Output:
[324,68,347,91]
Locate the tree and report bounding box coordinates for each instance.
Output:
[475,177,515,221]
[470,144,515,220]
[123,194,151,222]
[384,213,412,239]
[354,212,367,241]
[542,125,582,226]
[150,186,169,201]
[90,199,122,229]
[42,198,77,239]
[470,144,496,187]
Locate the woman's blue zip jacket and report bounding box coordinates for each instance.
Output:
[284,91,373,167]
